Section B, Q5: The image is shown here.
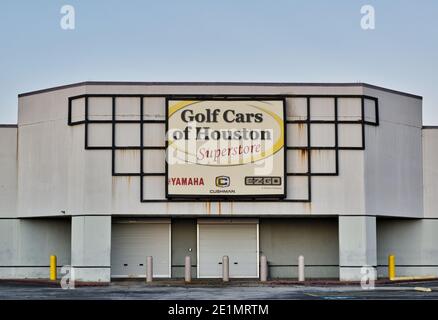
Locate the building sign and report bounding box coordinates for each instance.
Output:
[166,99,285,198]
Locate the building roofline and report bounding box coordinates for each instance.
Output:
[423,126,438,129]
[0,124,17,128]
[17,81,423,100]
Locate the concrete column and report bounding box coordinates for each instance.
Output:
[338,216,377,281]
[71,216,111,283]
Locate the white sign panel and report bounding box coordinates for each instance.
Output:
[166,99,285,198]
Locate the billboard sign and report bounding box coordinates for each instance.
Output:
[166,99,285,198]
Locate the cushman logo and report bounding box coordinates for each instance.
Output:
[168,177,204,186]
[215,176,230,188]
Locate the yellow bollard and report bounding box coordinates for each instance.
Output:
[50,255,57,281]
[388,254,396,280]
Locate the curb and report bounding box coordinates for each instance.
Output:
[0,279,110,287]
[1,278,437,288]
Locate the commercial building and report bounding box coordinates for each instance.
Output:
[0,82,437,283]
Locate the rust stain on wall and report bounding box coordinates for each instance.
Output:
[127,176,131,187]
[304,202,312,213]
[299,149,307,162]
[205,202,211,215]
[295,122,306,147]
[112,177,116,198]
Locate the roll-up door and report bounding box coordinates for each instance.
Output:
[198,219,259,278]
[111,219,171,278]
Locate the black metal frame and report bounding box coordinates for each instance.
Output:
[68,94,379,203]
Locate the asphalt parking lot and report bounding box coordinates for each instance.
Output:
[1,280,438,300]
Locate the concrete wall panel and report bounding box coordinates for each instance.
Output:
[0,220,19,266]
[423,129,438,218]
[377,218,438,277]
[13,83,423,218]
[0,218,70,279]
[260,218,339,278]
[71,216,111,282]
[364,88,423,217]
[171,219,197,278]
[0,127,17,218]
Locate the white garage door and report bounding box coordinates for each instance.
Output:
[198,219,259,278]
[111,219,171,278]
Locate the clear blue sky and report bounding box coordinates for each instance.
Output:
[1,0,437,124]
